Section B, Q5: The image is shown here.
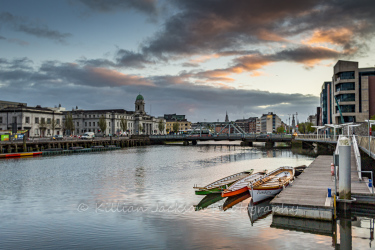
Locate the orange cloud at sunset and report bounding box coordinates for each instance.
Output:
[305,28,354,46]
[88,67,154,87]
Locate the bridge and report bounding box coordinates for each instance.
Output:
[150,134,292,146]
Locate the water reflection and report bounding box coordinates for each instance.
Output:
[248,199,272,226]
[271,210,375,249]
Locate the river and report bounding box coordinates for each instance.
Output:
[0,142,373,249]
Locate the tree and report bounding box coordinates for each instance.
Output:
[297,123,305,134]
[138,124,143,134]
[120,117,127,134]
[276,126,284,134]
[166,128,170,133]
[64,112,75,136]
[158,120,165,134]
[173,122,179,133]
[98,115,107,134]
[39,118,47,137]
[50,117,59,135]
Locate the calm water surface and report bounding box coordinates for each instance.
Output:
[0,143,373,249]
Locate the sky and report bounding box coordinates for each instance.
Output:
[1,0,375,123]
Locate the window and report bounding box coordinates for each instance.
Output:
[35,129,38,135]
[89,122,91,126]
[85,122,87,126]
[47,118,51,124]
[336,82,355,92]
[35,117,39,124]
[56,119,60,125]
[77,122,79,126]
[77,129,79,134]
[26,117,30,124]
[41,118,45,123]
[336,94,355,103]
[89,115,91,118]
[337,105,355,113]
[109,122,111,126]
[117,122,119,127]
[0,117,2,123]
[338,71,355,80]
[93,122,95,126]
[47,129,50,134]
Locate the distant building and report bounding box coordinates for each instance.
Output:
[164,113,191,133]
[256,118,261,133]
[0,102,64,137]
[307,114,317,125]
[331,60,375,124]
[66,94,166,135]
[0,100,27,110]
[320,81,332,125]
[260,112,281,133]
[234,117,257,133]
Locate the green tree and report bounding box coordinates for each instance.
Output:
[138,124,143,134]
[306,122,315,133]
[50,117,59,135]
[63,112,75,136]
[173,122,179,133]
[297,123,305,134]
[158,120,165,134]
[276,126,284,134]
[166,128,170,133]
[120,117,127,134]
[39,118,47,137]
[98,115,107,134]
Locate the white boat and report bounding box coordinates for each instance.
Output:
[248,167,294,204]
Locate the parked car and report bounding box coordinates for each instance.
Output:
[52,135,63,140]
[81,132,95,139]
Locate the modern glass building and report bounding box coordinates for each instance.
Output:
[320,81,332,125]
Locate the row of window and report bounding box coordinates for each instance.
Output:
[0,117,60,125]
[336,105,355,113]
[75,114,131,119]
[336,94,355,103]
[76,122,134,127]
[336,82,355,92]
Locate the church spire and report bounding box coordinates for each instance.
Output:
[225,111,229,122]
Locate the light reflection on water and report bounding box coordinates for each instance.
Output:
[0,144,373,249]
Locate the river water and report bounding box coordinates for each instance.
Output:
[0,142,373,249]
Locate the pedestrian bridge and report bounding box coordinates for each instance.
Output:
[150,134,292,143]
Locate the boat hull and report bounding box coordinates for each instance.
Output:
[195,188,223,195]
[250,187,284,204]
[221,186,248,197]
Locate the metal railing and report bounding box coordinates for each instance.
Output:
[352,136,362,180]
[149,134,292,140]
[295,134,340,142]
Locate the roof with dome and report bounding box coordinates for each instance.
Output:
[136,94,144,101]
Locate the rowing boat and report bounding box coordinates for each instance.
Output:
[195,193,225,211]
[221,171,266,197]
[249,166,294,204]
[222,191,251,211]
[294,165,307,177]
[194,169,254,195]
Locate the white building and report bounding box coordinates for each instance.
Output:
[0,103,64,137]
[65,94,166,136]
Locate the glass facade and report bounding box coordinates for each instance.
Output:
[320,82,332,125]
[338,71,355,79]
[336,82,355,91]
[336,94,355,102]
[336,105,355,113]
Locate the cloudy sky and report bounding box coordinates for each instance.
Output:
[1,0,375,123]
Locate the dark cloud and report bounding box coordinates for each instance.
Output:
[0,35,6,40]
[138,0,375,60]
[77,0,158,15]
[0,58,318,122]
[115,49,155,69]
[0,12,72,43]
[0,57,33,70]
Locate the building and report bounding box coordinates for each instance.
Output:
[0,100,27,110]
[164,114,191,133]
[234,117,257,133]
[260,112,282,133]
[65,94,166,136]
[256,118,261,133]
[0,103,64,137]
[320,81,332,125]
[331,60,375,124]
